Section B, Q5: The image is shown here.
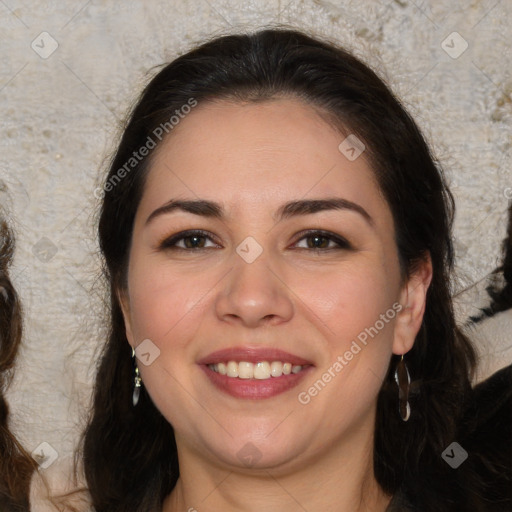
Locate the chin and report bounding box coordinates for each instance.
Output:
[202,428,311,473]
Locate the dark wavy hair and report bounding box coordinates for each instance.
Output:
[82,28,486,511]
[0,218,37,511]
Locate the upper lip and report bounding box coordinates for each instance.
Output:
[197,346,314,366]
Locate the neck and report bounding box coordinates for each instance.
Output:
[163,413,392,512]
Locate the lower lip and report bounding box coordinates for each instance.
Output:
[200,364,314,399]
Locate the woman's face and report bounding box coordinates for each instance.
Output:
[120,97,429,473]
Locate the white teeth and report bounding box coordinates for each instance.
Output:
[238,362,253,379]
[270,361,283,377]
[254,361,271,379]
[209,360,305,379]
[226,361,239,378]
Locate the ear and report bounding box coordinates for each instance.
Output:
[117,287,135,349]
[392,253,433,356]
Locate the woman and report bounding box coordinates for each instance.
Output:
[0,217,37,511]
[80,28,510,511]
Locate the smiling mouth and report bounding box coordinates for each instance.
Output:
[198,346,314,398]
[208,361,310,380]
[201,360,313,400]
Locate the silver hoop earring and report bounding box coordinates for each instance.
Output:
[394,354,411,422]
[132,348,142,406]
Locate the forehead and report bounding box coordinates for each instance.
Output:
[138,97,389,225]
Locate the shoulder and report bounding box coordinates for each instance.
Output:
[460,363,512,511]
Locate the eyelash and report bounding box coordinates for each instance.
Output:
[157,229,352,252]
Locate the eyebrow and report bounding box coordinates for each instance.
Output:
[145,197,374,227]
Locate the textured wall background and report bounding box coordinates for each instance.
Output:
[1,0,510,486]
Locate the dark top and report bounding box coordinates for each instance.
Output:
[386,363,512,512]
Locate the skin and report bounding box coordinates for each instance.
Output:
[119,97,432,512]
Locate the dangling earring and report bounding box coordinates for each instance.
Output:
[132,348,142,406]
[394,354,411,421]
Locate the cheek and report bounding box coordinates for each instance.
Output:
[126,255,213,343]
[294,267,398,419]
[299,261,398,345]
[126,261,209,426]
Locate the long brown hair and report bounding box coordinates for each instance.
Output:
[82,28,486,511]
[0,217,37,511]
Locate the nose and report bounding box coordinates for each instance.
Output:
[214,249,294,328]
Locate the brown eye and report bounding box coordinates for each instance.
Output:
[306,234,330,249]
[294,230,352,251]
[158,230,219,251]
[183,234,207,248]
